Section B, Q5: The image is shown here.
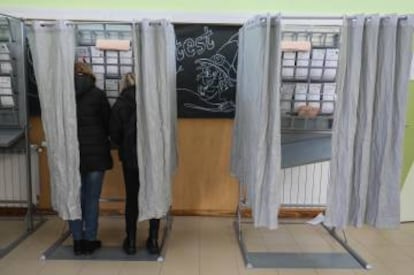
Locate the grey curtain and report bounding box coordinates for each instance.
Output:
[27,21,81,220]
[231,15,283,229]
[133,20,178,221]
[326,15,414,229]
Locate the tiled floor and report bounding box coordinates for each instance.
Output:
[1,216,414,275]
[0,219,27,248]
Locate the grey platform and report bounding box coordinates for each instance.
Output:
[47,245,160,261]
[247,252,361,269]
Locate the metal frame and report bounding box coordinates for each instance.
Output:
[233,21,371,270]
[20,18,173,262]
[0,16,45,258]
[234,184,372,269]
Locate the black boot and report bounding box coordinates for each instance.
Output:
[123,234,136,255]
[84,240,102,255]
[73,240,84,256]
[146,219,160,255]
[124,216,137,255]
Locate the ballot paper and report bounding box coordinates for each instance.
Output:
[0,87,12,95]
[0,62,12,74]
[120,58,132,65]
[95,74,104,90]
[120,50,132,58]
[323,49,339,80]
[310,49,325,80]
[296,52,310,79]
[76,46,90,59]
[321,83,336,114]
[106,65,119,75]
[106,56,119,65]
[105,79,119,91]
[306,213,325,225]
[323,68,337,81]
[106,90,119,98]
[282,68,295,78]
[294,84,308,111]
[308,84,321,108]
[90,47,104,57]
[0,76,11,88]
[281,84,295,113]
[120,66,133,75]
[1,95,14,107]
[92,65,104,74]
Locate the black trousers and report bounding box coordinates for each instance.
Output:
[122,165,160,238]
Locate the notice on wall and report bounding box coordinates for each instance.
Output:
[410,54,414,80]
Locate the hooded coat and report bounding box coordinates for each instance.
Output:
[75,74,113,172]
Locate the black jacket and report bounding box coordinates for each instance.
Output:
[109,86,138,169]
[75,75,113,172]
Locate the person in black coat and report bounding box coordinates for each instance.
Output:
[109,72,160,255]
[68,62,113,255]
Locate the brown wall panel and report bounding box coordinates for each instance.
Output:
[29,116,239,216]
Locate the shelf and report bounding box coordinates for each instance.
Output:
[0,128,24,147]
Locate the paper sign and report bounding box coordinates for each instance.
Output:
[410,54,414,80]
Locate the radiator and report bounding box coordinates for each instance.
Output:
[0,146,39,207]
[281,161,330,208]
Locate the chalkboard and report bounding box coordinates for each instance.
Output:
[175,24,239,118]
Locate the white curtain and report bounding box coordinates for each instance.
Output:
[27,21,81,220]
[326,15,414,229]
[133,20,178,221]
[231,15,283,229]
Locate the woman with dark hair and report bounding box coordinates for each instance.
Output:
[69,62,113,255]
[109,72,160,255]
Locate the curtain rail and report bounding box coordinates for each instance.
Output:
[1,13,410,25]
[23,20,167,27]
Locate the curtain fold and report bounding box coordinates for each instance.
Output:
[231,15,282,229]
[326,15,414,229]
[27,21,81,220]
[133,20,178,221]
